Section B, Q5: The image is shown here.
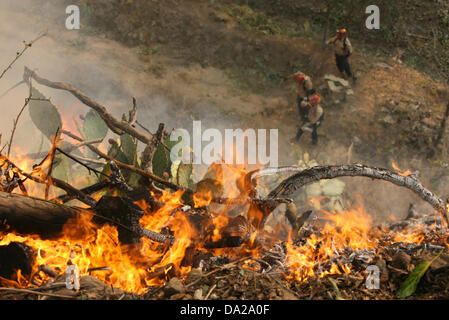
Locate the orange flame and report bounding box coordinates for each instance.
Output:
[392,162,411,177]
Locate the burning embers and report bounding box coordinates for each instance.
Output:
[0,140,448,298]
[0,69,448,299]
[0,175,447,297]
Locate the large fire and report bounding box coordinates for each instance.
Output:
[0,149,445,295]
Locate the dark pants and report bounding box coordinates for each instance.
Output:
[297,96,309,122]
[295,114,324,145]
[335,54,353,77]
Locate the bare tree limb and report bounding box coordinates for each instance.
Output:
[61,130,186,193]
[63,153,106,166]
[128,97,137,126]
[44,129,61,200]
[140,228,174,245]
[55,147,105,177]
[7,79,33,158]
[135,120,171,152]
[0,154,96,207]
[141,123,164,174]
[67,138,103,152]
[267,164,448,224]
[24,67,153,144]
[0,33,46,81]
[0,189,175,245]
[51,180,110,204]
[23,138,104,162]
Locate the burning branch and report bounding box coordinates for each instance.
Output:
[44,129,61,200]
[0,191,81,236]
[0,154,97,207]
[61,130,184,192]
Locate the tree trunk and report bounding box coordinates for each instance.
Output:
[0,191,81,238]
[0,191,174,245]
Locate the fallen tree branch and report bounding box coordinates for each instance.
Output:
[55,147,105,177]
[0,154,97,207]
[140,228,174,245]
[0,191,81,236]
[44,129,61,200]
[0,190,176,245]
[52,180,110,204]
[0,287,77,299]
[267,164,448,224]
[23,138,105,164]
[67,138,104,153]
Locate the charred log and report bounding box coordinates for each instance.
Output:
[0,242,35,279]
[0,191,80,237]
[0,191,173,245]
[93,196,144,245]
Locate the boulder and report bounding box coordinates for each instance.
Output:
[327,80,342,93]
[324,74,350,88]
[374,62,393,70]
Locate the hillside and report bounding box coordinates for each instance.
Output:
[2,0,447,219]
[68,0,449,219]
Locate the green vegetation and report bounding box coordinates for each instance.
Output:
[138,44,159,56]
[219,4,319,39]
[216,0,449,82]
[224,64,281,93]
[397,250,443,298]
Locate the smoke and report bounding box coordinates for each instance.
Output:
[0,0,439,222]
[0,0,180,154]
[0,0,254,153]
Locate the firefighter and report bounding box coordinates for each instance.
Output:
[294,73,315,121]
[324,28,356,83]
[292,94,324,145]
[283,72,315,121]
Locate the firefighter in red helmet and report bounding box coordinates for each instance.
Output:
[291,94,324,145]
[324,28,356,83]
[294,73,315,121]
[283,71,315,121]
